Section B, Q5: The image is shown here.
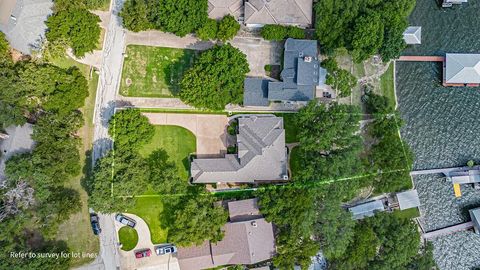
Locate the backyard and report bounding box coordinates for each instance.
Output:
[119,45,198,98]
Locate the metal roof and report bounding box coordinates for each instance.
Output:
[450,170,480,184]
[348,200,385,220]
[469,207,480,234]
[445,53,480,84]
[396,190,421,210]
[403,26,422,45]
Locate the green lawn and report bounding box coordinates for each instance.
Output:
[120,45,198,98]
[275,113,299,143]
[127,196,168,244]
[289,147,302,178]
[380,62,396,106]
[139,125,196,180]
[392,207,420,220]
[118,226,139,251]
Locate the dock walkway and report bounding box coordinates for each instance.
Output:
[423,222,474,239]
[398,56,445,62]
[410,166,480,176]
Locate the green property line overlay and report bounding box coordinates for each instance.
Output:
[109,110,412,198]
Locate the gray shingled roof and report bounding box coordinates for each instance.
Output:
[242,38,319,105]
[177,199,276,270]
[445,53,480,84]
[469,207,480,234]
[228,198,263,222]
[0,0,53,54]
[396,190,421,210]
[403,26,422,45]
[208,0,243,20]
[191,115,287,183]
[244,0,312,27]
[348,200,385,220]
[243,78,270,106]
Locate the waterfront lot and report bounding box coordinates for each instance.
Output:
[119,45,198,98]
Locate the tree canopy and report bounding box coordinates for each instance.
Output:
[108,109,154,149]
[216,15,240,42]
[179,44,249,110]
[120,0,208,36]
[46,8,101,57]
[166,195,228,247]
[315,0,416,62]
[322,58,358,97]
[260,25,306,41]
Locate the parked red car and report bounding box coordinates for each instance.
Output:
[135,249,151,259]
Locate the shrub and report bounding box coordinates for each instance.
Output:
[196,18,218,41]
[467,160,475,167]
[261,25,305,40]
[217,15,240,41]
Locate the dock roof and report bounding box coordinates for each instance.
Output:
[445,53,480,84]
[396,190,421,210]
[348,200,385,220]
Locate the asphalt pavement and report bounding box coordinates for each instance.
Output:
[90,0,126,269]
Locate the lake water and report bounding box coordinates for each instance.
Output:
[396,1,480,269]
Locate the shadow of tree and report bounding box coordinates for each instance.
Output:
[162,50,199,96]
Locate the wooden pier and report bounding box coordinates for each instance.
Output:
[397,56,445,62]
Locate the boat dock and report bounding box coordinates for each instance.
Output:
[423,221,474,239]
[398,56,445,62]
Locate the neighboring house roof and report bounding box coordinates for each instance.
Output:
[243,38,319,105]
[244,78,270,106]
[396,190,421,210]
[445,53,480,84]
[208,0,243,20]
[469,207,480,234]
[228,198,263,222]
[244,0,313,27]
[403,26,422,45]
[348,200,385,220]
[177,199,276,270]
[191,115,288,183]
[0,0,53,54]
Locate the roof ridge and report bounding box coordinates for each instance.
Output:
[290,0,311,23]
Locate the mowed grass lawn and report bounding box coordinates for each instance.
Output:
[380,62,396,106]
[128,125,196,244]
[139,125,196,180]
[127,196,168,244]
[120,45,198,98]
[118,226,138,251]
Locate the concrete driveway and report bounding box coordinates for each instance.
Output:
[115,213,180,270]
[230,37,282,77]
[143,113,228,158]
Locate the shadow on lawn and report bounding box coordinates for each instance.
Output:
[162,50,199,96]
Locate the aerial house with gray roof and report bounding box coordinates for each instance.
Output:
[190,115,288,184]
[244,38,322,107]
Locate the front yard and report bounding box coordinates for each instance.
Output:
[138,125,196,180]
[127,196,168,244]
[119,45,198,98]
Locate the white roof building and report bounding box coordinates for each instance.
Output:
[403,26,422,45]
[444,53,480,84]
[348,200,385,220]
[396,190,421,210]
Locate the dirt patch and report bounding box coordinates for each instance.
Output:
[125,78,132,87]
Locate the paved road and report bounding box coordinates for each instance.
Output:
[91,0,126,269]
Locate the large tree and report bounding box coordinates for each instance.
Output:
[315,0,416,62]
[167,195,228,246]
[216,15,240,42]
[179,44,249,110]
[119,0,151,32]
[46,8,101,57]
[108,109,154,150]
